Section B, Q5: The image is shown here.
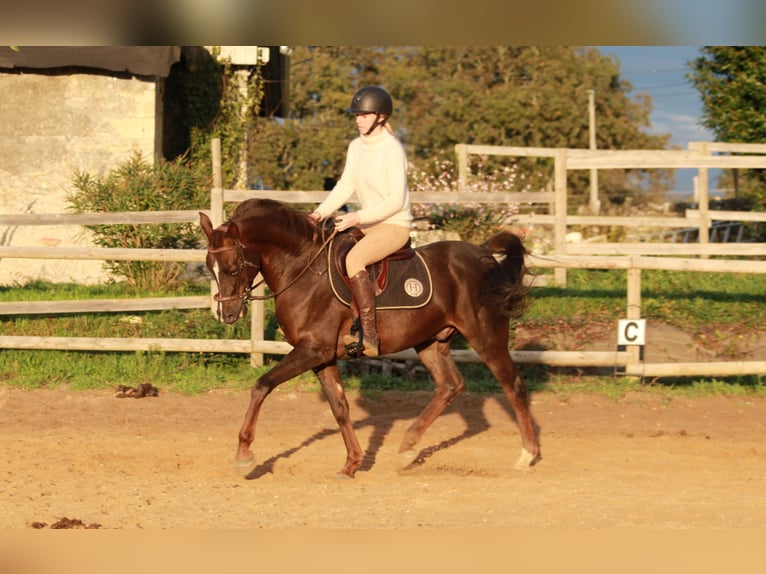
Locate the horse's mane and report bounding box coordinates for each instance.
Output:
[231,198,317,239]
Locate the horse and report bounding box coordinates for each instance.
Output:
[200,198,540,478]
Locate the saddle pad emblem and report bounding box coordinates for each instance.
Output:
[328,250,433,310]
[404,278,424,298]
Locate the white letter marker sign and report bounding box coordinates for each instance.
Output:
[618,319,646,346]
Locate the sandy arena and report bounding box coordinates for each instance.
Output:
[2,384,766,529]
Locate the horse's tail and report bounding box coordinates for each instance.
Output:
[478,231,530,320]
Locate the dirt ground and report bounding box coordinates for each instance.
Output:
[2,378,766,530]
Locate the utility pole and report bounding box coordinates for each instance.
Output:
[587,89,600,214]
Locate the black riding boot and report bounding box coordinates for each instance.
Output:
[343,270,379,357]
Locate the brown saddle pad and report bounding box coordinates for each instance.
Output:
[328,230,433,310]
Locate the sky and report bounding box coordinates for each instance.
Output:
[598,46,718,197]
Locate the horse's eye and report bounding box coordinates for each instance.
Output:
[229,268,240,276]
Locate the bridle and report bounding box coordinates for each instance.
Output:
[206,240,260,303]
[206,224,337,307]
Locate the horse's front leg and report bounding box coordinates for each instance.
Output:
[235,346,327,468]
[314,363,363,478]
[235,381,271,466]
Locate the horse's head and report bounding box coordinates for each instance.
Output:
[200,212,261,324]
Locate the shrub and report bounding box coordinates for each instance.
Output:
[67,152,210,291]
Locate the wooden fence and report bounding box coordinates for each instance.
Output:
[1,138,765,378]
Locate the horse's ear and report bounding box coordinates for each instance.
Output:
[199,212,214,240]
[226,221,241,241]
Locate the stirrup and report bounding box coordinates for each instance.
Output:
[343,318,364,357]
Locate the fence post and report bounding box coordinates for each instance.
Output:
[455,143,468,192]
[553,149,568,286]
[209,138,224,318]
[587,89,601,214]
[211,138,224,226]
[626,263,643,372]
[696,142,710,258]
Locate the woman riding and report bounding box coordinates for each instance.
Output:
[309,85,413,357]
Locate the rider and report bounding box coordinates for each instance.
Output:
[309,86,413,357]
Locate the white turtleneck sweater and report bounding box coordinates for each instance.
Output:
[314,130,412,229]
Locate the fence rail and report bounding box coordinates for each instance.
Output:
[1,139,766,378]
[0,210,202,226]
[0,296,209,315]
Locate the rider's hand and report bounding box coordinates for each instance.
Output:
[308,211,321,222]
[334,212,361,232]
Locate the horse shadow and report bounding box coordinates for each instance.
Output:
[245,361,546,479]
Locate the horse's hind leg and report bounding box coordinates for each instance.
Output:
[314,363,364,478]
[474,338,540,469]
[399,339,465,453]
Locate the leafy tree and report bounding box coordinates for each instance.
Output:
[690,46,766,209]
[248,46,672,212]
[691,47,766,143]
[393,46,672,205]
[248,46,363,191]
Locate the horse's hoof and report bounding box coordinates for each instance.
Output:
[335,471,355,480]
[515,448,541,471]
[399,448,418,462]
[234,452,255,470]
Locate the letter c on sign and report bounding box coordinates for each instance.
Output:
[618,319,646,346]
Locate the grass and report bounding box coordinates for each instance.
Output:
[1,269,765,398]
[0,348,269,395]
[526,268,766,333]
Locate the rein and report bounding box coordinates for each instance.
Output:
[208,225,337,303]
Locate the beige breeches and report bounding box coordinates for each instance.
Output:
[345,224,411,277]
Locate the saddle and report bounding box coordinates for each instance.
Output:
[328,228,433,310]
[333,228,415,296]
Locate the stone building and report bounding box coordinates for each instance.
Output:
[1,45,288,286]
[0,46,182,284]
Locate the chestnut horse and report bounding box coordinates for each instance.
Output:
[200,198,540,478]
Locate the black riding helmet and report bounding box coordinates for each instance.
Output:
[346,86,393,135]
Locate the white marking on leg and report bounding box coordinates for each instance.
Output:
[515,447,538,470]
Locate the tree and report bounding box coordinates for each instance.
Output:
[248,46,673,210]
[691,47,766,143]
[690,46,766,208]
[247,46,364,191]
[392,46,672,205]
